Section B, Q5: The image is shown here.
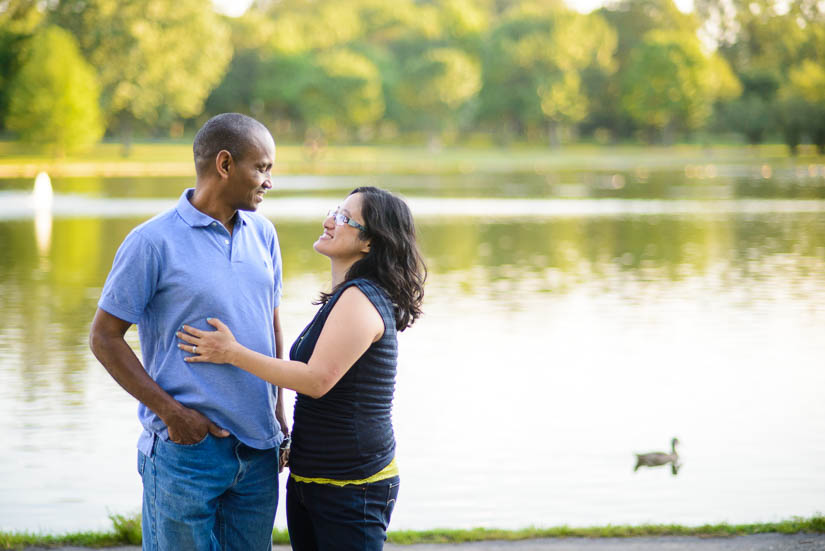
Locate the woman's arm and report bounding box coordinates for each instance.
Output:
[177,287,384,399]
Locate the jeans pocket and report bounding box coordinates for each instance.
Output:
[164,432,210,448]
[383,479,400,522]
[138,451,146,476]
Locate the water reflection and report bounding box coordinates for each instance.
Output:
[1,197,825,532]
[32,173,54,257]
[1,165,825,200]
[34,210,52,258]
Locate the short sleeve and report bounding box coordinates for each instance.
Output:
[98,230,161,325]
[270,226,283,309]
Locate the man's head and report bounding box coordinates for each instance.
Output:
[193,113,275,212]
[193,113,271,176]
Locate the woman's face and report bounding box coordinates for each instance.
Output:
[314,192,370,261]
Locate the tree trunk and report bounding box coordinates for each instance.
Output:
[547,120,561,148]
[661,122,675,145]
[120,116,133,158]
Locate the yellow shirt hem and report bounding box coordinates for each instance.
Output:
[290,458,399,487]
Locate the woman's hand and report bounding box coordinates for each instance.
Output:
[177,318,239,365]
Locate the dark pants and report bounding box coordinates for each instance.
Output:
[286,475,400,551]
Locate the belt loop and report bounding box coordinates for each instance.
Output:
[150,433,158,457]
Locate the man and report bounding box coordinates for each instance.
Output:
[89,113,288,550]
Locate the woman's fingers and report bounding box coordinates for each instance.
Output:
[176,331,198,345]
[181,324,204,337]
[177,320,229,365]
[207,317,226,330]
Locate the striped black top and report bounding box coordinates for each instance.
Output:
[288,278,398,479]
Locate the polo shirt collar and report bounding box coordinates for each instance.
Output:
[175,188,249,228]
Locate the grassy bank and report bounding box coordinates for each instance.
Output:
[386,515,825,544]
[2,515,823,549]
[1,141,824,179]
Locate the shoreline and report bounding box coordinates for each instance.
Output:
[1,142,824,180]
[3,515,824,550]
[15,534,825,551]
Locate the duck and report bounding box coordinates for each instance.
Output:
[634,437,680,472]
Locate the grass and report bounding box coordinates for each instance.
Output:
[1,140,823,179]
[386,515,825,543]
[1,514,823,549]
[0,513,290,550]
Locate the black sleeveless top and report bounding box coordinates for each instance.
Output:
[288,278,398,479]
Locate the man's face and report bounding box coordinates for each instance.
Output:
[227,129,275,212]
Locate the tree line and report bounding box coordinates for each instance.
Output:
[1,0,823,155]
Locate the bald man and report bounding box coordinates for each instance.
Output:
[90,113,287,551]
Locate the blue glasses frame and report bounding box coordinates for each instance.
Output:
[328,209,367,232]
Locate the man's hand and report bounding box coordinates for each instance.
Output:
[278,435,291,473]
[164,405,230,444]
[279,447,290,473]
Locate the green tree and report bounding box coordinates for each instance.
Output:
[479,1,616,144]
[5,25,103,154]
[437,0,491,42]
[256,0,441,55]
[716,68,779,144]
[694,0,819,74]
[204,49,265,118]
[0,0,44,130]
[620,31,739,141]
[395,47,482,140]
[600,0,698,65]
[241,0,442,139]
[778,60,825,154]
[49,0,232,153]
[588,0,698,139]
[257,48,384,138]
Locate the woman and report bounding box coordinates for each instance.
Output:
[177,186,425,550]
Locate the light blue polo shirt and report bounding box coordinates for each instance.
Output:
[99,188,284,455]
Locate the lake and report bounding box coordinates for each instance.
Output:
[1,162,824,533]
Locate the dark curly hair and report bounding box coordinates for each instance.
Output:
[318,187,426,331]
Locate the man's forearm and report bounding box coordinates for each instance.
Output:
[90,331,182,422]
[90,308,227,444]
[276,386,289,435]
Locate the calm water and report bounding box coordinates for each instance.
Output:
[1,166,825,533]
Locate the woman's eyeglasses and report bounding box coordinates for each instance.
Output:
[327,209,367,232]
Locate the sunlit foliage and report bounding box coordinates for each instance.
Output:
[621,31,739,140]
[5,25,103,154]
[0,0,822,150]
[49,0,232,147]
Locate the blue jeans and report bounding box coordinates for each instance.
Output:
[286,475,400,551]
[138,433,279,551]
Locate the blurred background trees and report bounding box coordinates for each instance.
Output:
[0,0,823,154]
[5,25,103,155]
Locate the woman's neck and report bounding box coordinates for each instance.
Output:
[330,258,359,288]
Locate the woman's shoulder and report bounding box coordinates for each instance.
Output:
[336,279,394,320]
[339,278,389,302]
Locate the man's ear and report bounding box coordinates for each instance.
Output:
[216,150,233,178]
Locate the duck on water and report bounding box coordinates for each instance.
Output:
[634,437,680,474]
